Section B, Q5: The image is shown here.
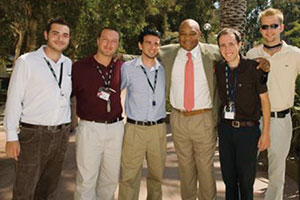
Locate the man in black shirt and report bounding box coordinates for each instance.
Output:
[215,28,271,200]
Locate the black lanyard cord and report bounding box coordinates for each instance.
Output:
[225,65,237,102]
[44,57,63,88]
[96,65,114,88]
[140,65,158,94]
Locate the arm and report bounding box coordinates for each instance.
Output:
[246,47,270,72]
[255,57,270,72]
[4,58,28,161]
[258,92,271,151]
[121,63,129,90]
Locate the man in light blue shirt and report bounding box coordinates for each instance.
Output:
[118,28,167,200]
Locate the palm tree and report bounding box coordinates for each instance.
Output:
[220,0,247,40]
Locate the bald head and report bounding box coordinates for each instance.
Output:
[179,19,201,33]
[178,19,201,51]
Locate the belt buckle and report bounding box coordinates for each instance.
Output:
[47,125,57,131]
[232,121,240,128]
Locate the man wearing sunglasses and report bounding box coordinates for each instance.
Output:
[247,8,300,200]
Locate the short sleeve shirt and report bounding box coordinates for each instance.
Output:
[215,58,267,121]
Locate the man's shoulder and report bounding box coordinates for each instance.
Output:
[160,43,180,50]
[73,56,93,67]
[123,57,139,67]
[247,44,263,58]
[159,44,180,56]
[283,43,300,54]
[199,42,218,51]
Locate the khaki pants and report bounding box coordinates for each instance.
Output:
[118,122,167,200]
[170,109,217,200]
[74,120,124,200]
[264,114,292,200]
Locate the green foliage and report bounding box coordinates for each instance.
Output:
[285,21,300,47]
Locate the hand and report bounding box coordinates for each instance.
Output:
[258,132,270,152]
[255,57,270,72]
[6,141,20,161]
[113,53,123,62]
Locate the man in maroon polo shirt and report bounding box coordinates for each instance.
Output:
[72,27,124,200]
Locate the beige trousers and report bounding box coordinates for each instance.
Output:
[74,120,124,200]
[118,122,167,200]
[170,109,217,200]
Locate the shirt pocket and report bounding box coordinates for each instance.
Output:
[61,75,72,97]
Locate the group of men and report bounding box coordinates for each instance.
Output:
[4,7,299,200]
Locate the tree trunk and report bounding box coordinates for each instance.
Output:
[220,0,247,40]
[26,19,38,52]
[10,21,26,66]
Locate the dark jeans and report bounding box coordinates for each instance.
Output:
[12,124,70,200]
[218,122,260,200]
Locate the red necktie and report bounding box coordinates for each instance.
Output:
[184,52,194,111]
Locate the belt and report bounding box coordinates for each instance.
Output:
[20,122,70,131]
[271,109,290,118]
[127,118,165,126]
[92,117,123,124]
[221,120,258,128]
[174,108,211,116]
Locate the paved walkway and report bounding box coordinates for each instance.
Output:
[0,123,298,199]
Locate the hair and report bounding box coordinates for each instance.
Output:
[138,28,161,43]
[46,18,70,33]
[217,28,242,46]
[259,8,284,24]
[98,27,120,38]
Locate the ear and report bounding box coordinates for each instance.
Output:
[279,24,285,33]
[138,42,143,51]
[43,31,48,41]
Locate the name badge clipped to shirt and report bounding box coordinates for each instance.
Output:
[223,101,236,120]
[59,96,69,108]
[97,87,110,101]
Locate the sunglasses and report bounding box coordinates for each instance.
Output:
[261,24,280,30]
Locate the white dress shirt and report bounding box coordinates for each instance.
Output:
[4,45,72,141]
[170,44,212,110]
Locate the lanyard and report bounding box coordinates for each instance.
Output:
[96,65,114,88]
[140,65,158,94]
[44,57,63,89]
[225,65,237,101]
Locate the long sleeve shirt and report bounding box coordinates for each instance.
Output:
[4,45,72,141]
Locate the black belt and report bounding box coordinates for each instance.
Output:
[271,109,290,118]
[92,117,123,124]
[127,118,165,126]
[221,120,258,128]
[20,122,70,131]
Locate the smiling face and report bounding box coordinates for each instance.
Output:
[139,34,160,59]
[260,15,284,46]
[179,20,201,51]
[218,33,242,67]
[97,29,119,58]
[44,23,70,53]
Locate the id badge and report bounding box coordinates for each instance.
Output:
[59,96,69,108]
[223,101,236,120]
[97,87,110,101]
[224,111,235,119]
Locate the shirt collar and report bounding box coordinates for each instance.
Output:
[136,56,161,71]
[260,40,289,56]
[179,44,200,59]
[38,45,66,64]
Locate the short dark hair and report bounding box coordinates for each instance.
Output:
[46,18,70,33]
[98,27,120,38]
[217,28,241,46]
[138,28,161,44]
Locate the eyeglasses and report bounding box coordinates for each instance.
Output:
[261,24,280,30]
